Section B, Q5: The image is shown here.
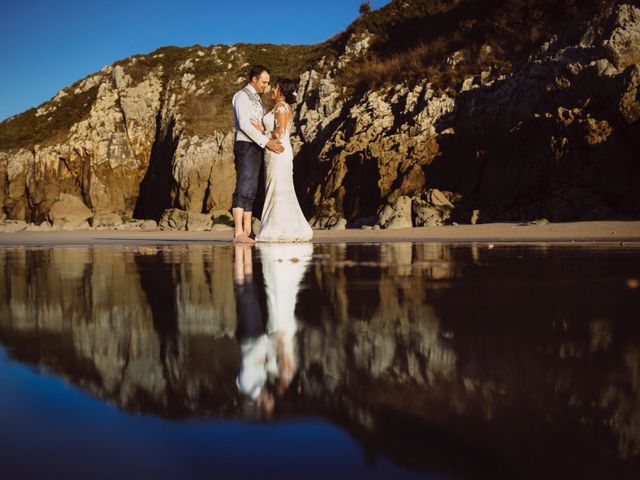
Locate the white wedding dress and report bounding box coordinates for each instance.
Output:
[255,104,313,242]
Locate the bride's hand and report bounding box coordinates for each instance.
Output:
[251,119,265,133]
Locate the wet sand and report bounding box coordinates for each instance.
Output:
[0,220,639,246]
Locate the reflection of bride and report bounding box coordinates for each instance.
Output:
[261,242,313,394]
[235,243,313,411]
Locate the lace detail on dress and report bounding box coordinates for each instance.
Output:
[273,102,289,114]
[271,102,292,139]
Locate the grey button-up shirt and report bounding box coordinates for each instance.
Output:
[232,84,269,148]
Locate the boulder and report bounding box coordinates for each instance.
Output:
[413,202,448,227]
[48,194,92,229]
[378,196,412,229]
[140,219,158,230]
[330,218,348,230]
[413,190,456,227]
[91,213,123,228]
[159,208,213,231]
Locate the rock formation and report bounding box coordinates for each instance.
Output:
[0,0,638,228]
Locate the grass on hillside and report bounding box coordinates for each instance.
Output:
[0,82,100,151]
[339,0,604,92]
[0,42,329,150]
[180,43,327,135]
[2,0,606,151]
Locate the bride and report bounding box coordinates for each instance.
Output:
[250,78,313,242]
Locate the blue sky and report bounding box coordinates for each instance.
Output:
[0,0,389,121]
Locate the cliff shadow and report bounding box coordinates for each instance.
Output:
[293,94,366,219]
[133,113,180,221]
[134,250,179,364]
[425,62,640,223]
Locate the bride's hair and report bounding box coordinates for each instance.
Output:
[275,78,299,104]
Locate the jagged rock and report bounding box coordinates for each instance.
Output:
[413,202,448,227]
[48,194,93,229]
[158,208,212,231]
[428,189,455,209]
[378,196,412,229]
[603,4,640,69]
[412,190,456,227]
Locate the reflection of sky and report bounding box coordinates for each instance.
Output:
[0,347,439,480]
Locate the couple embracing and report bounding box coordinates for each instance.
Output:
[231,65,313,243]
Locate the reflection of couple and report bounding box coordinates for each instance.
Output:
[231,65,313,244]
[234,243,312,416]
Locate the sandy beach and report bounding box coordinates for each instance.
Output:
[0,221,639,246]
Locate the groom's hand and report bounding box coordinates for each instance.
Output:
[266,139,284,154]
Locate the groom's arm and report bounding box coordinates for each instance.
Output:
[233,92,269,148]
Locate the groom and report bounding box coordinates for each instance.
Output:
[231,65,283,243]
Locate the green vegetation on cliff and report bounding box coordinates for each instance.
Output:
[341,0,604,91]
[0,0,620,150]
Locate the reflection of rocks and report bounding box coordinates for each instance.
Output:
[0,245,238,415]
[0,244,639,475]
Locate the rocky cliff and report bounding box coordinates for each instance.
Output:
[0,0,638,228]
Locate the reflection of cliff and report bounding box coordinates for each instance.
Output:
[0,245,240,417]
[0,244,639,477]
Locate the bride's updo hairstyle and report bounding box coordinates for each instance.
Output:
[275,78,299,104]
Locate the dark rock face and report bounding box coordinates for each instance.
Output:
[294,2,640,226]
[0,1,638,227]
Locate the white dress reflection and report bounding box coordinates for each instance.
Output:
[235,243,313,416]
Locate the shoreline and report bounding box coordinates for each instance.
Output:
[0,221,639,247]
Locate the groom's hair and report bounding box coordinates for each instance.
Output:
[249,65,269,82]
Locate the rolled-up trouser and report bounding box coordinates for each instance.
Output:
[232,141,263,211]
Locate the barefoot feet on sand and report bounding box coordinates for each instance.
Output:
[233,234,256,244]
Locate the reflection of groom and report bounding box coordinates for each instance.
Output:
[231,65,283,243]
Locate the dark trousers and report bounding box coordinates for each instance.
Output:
[232,141,263,211]
[235,281,266,341]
